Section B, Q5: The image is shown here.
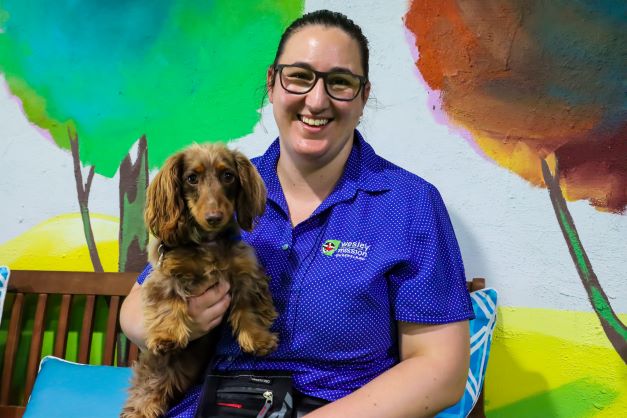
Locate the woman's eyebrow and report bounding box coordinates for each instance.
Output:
[286,61,357,74]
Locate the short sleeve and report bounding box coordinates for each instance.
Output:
[389,184,474,324]
[136,263,153,285]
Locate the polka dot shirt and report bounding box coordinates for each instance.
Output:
[137,130,474,417]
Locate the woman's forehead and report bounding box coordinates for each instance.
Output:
[279,25,363,74]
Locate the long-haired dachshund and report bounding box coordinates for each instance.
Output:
[121,143,278,418]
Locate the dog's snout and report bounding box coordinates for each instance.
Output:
[206,212,224,226]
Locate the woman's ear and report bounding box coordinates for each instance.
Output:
[267,66,275,104]
[361,81,371,110]
[144,152,185,245]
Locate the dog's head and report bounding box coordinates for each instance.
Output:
[144,143,266,246]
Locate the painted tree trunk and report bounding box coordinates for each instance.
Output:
[118,135,149,272]
[541,158,627,363]
[70,130,103,273]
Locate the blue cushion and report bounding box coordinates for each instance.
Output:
[436,288,498,418]
[23,356,132,418]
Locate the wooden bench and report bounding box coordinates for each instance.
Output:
[0,270,140,418]
[0,271,486,418]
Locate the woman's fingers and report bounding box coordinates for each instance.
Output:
[187,279,231,340]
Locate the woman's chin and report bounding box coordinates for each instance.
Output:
[291,138,332,159]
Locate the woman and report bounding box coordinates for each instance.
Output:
[121,9,473,418]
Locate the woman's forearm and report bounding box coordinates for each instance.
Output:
[306,321,470,418]
[306,356,465,418]
[120,283,147,349]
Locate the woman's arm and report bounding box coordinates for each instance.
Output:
[306,320,470,418]
[119,280,232,350]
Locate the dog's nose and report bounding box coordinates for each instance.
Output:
[206,213,224,226]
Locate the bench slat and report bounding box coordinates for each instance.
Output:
[103,296,121,366]
[129,341,139,364]
[1,293,25,404]
[53,294,73,358]
[0,405,26,418]
[23,294,48,405]
[7,270,136,296]
[78,295,96,364]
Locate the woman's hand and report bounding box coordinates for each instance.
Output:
[187,279,232,341]
[120,279,232,349]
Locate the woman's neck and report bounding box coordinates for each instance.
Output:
[277,138,353,226]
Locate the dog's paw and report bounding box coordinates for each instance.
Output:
[146,335,186,355]
[238,330,278,356]
[254,332,278,356]
[120,406,143,418]
[121,396,167,418]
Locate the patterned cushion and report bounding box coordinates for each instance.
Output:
[0,265,9,326]
[436,288,498,418]
[23,356,132,418]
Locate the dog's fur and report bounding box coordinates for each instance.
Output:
[121,144,278,418]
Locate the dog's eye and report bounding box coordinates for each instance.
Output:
[221,171,235,184]
[187,174,199,184]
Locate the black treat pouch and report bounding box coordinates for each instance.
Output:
[195,371,294,418]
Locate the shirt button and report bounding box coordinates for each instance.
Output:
[281,244,290,251]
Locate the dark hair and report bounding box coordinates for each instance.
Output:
[270,9,370,82]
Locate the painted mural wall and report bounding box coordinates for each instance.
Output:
[0,1,625,416]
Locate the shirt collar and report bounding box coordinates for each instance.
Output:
[254,130,391,217]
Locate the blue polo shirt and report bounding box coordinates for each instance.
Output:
[137,131,474,417]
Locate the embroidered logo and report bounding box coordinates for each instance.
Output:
[321,239,371,261]
[322,240,341,256]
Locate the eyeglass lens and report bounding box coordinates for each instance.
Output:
[280,66,362,100]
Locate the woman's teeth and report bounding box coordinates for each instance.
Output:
[300,116,330,126]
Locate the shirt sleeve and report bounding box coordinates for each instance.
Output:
[136,263,153,285]
[389,183,475,324]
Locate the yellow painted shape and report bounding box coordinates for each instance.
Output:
[0,213,119,271]
[485,307,627,417]
[473,133,545,187]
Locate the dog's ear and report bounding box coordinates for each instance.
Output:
[144,152,185,245]
[233,150,266,231]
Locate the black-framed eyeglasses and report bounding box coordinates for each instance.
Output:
[274,64,368,101]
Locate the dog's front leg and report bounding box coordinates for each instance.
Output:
[143,278,192,354]
[228,267,279,356]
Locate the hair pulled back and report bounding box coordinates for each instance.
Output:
[270,9,370,82]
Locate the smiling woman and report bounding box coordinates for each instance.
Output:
[268,24,370,177]
[120,9,474,418]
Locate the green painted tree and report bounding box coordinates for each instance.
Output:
[0,0,303,271]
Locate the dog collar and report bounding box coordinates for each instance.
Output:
[156,230,242,268]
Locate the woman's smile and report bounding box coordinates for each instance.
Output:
[298,115,332,127]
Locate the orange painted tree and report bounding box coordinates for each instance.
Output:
[405,0,626,361]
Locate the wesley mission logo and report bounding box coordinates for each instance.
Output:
[321,239,371,261]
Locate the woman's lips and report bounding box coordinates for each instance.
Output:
[298,115,331,127]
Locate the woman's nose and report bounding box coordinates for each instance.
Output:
[305,78,330,111]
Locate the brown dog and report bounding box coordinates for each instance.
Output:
[121,143,278,418]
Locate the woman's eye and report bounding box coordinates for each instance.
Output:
[221,171,235,183]
[328,76,352,87]
[187,174,198,184]
[286,71,313,81]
